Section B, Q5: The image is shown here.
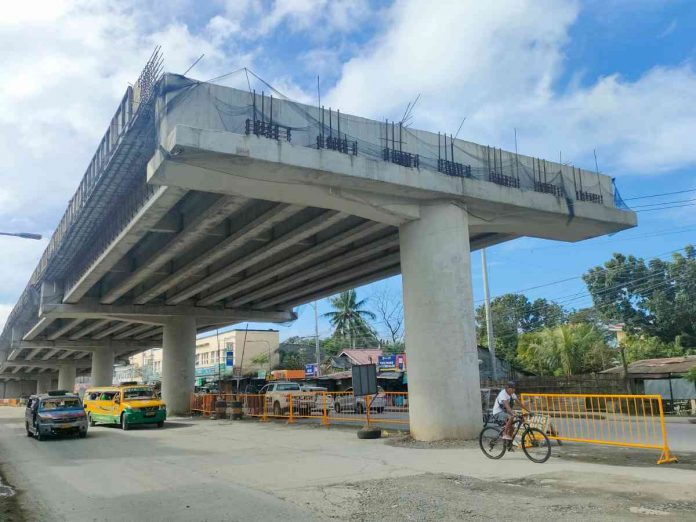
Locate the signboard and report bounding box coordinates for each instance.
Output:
[607,323,625,332]
[352,364,377,397]
[225,350,234,367]
[396,353,407,371]
[195,364,227,378]
[232,367,242,378]
[378,355,396,370]
[305,363,318,377]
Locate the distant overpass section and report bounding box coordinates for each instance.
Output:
[0,52,635,434]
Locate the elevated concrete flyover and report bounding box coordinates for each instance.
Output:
[0,65,635,430]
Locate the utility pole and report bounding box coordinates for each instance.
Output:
[313,301,321,376]
[481,248,498,380]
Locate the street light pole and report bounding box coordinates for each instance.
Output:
[0,232,42,240]
[481,248,498,380]
[313,301,321,377]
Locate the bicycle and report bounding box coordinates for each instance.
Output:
[479,412,552,463]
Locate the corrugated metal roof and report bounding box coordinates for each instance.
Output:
[338,349,383,366]
[602,355,696,376]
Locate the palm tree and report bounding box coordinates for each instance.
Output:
[323,290,377,349]
[517,323,610,376]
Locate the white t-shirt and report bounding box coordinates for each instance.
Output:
[492,389,517,415]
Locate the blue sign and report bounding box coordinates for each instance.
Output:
[305,363,318,377]
[378,355,396,370]
[225,350,234,367]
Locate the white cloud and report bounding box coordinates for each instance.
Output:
[326,0,696,176]
[256,0,371,37]
[0,1,248,330]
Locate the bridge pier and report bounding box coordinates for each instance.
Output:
[91,346,115,387]
[36,374,53,394]
[400,202,482,440]
[58,365,77,392]
[161,317,196,415]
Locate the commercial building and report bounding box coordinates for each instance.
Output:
[113,329,279,386]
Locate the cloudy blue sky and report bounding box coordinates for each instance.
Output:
[1,0,695,341]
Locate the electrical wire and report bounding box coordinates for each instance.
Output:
[477,245,691,305]
[623,188,696,201]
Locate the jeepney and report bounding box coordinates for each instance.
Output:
[83,383,166,430]
[25,391,88,440]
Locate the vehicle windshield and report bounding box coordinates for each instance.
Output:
[122,388,155,400]
[39,398,81,411]
[276,383,300,391]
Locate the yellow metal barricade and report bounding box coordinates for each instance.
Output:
[521,393,678,464]
[203,391,410,429]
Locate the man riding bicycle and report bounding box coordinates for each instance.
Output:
[492,381,528,445]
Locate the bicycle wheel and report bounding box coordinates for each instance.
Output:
[520,427,551,463]
[479,426,506,459]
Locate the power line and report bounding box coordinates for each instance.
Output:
[476,245,690,304]
[491,226,696,255]
[637,202,696,213]
[630,197,696,209]
[623,188,696,201]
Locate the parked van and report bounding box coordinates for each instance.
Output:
[83,383,166,430]
[25,391,88,440]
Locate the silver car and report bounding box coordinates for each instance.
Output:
[333,386,386,414]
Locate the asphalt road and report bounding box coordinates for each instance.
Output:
[1,408,695,521]
[0,411,318,522]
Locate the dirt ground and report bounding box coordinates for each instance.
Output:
[386,433,696,471]
[0,474,22,522]
[300,473,696,521]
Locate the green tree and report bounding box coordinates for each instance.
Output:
[583,245,696,347]
[476,294,566,363]
[323,290,378,349]
[685,365,696,384]
[278,351,307,370]
[517,323,611,376]
[620,335,682,364]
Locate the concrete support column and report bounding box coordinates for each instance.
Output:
[91,346,115,387]
[57,366,77,392]
[162,316,196,415]
[36,374,53,394]
[399,202,482,440]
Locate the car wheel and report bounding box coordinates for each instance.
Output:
[35,430,44,441]
[334,402,341,414]
[121,414,130,431]
[356,403,365,415]
[25,422,32,437]
[273,402,281,416]
[374,407,384,414]
[157,421,164,428]
[88,414,96,427]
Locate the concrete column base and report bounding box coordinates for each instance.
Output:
[58,366,77,392]
[162,317,196,415]
[400,202,482,440]
[36,374,53,394]
[91,346,115,387]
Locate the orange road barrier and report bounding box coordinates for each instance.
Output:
[190,391,410,428]
[521,393,678,464]
[0,399,20,406]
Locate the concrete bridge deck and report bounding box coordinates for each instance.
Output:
[0,62,635,436]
